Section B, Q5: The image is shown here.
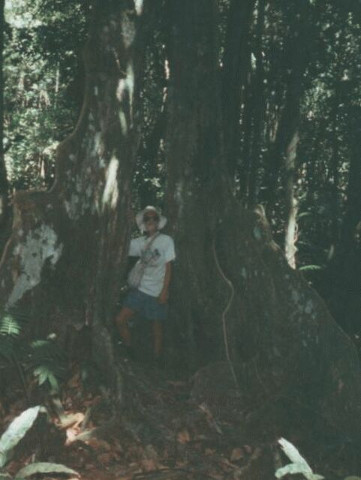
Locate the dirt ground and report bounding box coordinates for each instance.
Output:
[1,355,360,480]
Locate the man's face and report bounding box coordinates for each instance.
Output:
[143,212,159,232]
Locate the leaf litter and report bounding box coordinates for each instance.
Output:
[0,361,360,480]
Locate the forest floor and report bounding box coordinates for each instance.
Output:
[2,353,361,480]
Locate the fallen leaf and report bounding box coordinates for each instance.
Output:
[244,444,253,454]
[86,438,112,451]
[58,412,85,430]
[68,373,81,388]
[205,448,215,456]
[144,444,158,460]
[65,427,79,445]
[177,429,191,444]
[230,447,244,461]
[141,458,157,472]
[97,453,112,464]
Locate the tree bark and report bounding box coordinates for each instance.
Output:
[262,0,312,216]
[0,0,152,402]
[165,0,361,438]
[0,0,9,227]
[246,0,266,207]
[165,0,228,370]
[284,130,299,268]
[222,0,256,177]
[320,106,361,335]
[0,0,360,443]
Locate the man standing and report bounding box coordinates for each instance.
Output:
[116,206,175,364]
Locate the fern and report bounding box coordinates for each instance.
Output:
[33,366,59,392]
[0,315,21,337]
[29,339,67,393]
[0,309,29,362]
[0,310,68,399]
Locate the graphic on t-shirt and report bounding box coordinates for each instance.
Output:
[141,247,161,267]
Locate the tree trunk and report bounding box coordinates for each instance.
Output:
[165,0,361,438]
[246,0,266,207]
[0,0,360,443]
[319,106,361,335]
[0,0,9,227]
[222,0,256,177]
[0,0,152,402]
[262,0,311,216]
[165,0,228,370]
[330,82,341,243]
[284,130,299,268]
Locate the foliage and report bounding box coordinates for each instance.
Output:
[0,405,78,479]
[276,438,361,480]
[276,437,324,480]
[29,338,67,394]
[2,0,361,338]
[4,0,88,190]
[14,462,79,480]
[0,405,44,468]
[0,311,67,396]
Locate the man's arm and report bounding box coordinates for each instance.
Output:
[158,262,172,304]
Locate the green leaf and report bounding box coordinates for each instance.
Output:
[33,366,60,392]
[277,438,324,480]
[15,462,79,480]
[0,406,45,468]
[299,265,322,272]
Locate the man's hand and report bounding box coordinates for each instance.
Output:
[158,290,168,304]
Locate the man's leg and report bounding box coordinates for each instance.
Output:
[115,307,135,347]
[152,320,163,358]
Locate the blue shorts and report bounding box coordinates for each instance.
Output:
[123,289,167,321]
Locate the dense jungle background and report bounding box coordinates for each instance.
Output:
[0,0,360,479]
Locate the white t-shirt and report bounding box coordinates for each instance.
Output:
[128,233,176,297]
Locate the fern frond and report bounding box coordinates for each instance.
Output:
[0,315,21,337]
[33,366,60,392]
[29,339,67,393]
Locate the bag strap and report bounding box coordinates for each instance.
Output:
[144,232,160,251]
[139,232,160,265]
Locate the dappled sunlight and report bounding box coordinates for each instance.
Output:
[102,156,119,210]
[134,0,144,16]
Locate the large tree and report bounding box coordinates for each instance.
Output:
[0,0,155,404]
[164,0,361,436]
[0,0,360,445]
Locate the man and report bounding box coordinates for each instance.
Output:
[115,206,175,363]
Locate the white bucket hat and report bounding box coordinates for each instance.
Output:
[135,206,167,233]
